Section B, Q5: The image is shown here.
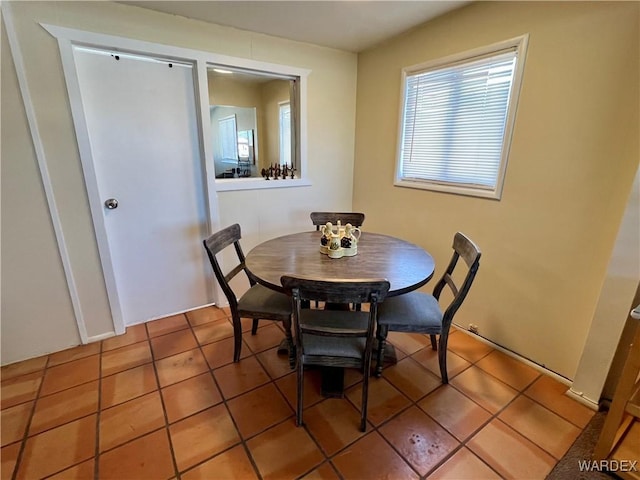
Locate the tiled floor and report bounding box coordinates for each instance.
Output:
[1,306,596,479]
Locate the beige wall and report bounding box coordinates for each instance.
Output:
[1,22,82,361]
[353,1,639,378]
[1,1,357,365]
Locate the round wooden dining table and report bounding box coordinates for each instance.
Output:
[244,231,435,296]
[245,230,435,397]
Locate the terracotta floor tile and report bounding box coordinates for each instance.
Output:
[181,444,258,480]
[246,419,324,480]
[40,355,100,397]
[244,323,288,354]
[345,376,411,426]
[192,319,234,346]
[227,383,293,438]
[186,305,228,327]
[155,348,209,387]
[276,370,325,410]
[1,401,33,446]
[343,367,365,389]
[1,442,21,480]
[214,356,270,399]
[16,415,96,480]
[387,332,432,355]
[201,337,250,369]
[1,371,42,409]
[412,347,471,381]
[382,357,442,401]
[47,459,94,480]
[150,328,198,360]
[3,305,600,479]
[304,398,368,455]
[447,330,494,363]
[524,375,594,428]
[101,324,148,352]
[101,341,152,377]
[429,447,501,479]
[332,431,419,480]
[475,350,540,391]
[1,356,47,381]
[498,395,581,459]
[467,419,556,479]
[449,366,518,414]
[99,391,165,451]
[169,404,241,472]
[146,313,189,337]
[379,406,459,476]
[30,381,99,435]
[256,347,294,380]
[101,363,157,408]
[417,385,491,441]
[238,315,261,332]
[301,462,341,480]
[162,372,222,424]
[98,429,174,480]
[48,342,101,367]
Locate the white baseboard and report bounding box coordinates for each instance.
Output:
[452,325,599,411]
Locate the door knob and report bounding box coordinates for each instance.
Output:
[104,198,119,209]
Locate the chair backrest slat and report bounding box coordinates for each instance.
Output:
[442,273,459,297]
[310,212,365,230]
[281,276,387,305]
[203,223,250,306]
[453,231,480,268]
[432,232,481,328]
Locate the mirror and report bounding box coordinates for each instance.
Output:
[207,64,299,180]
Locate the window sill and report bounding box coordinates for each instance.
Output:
[215,177,312,192]
[394,178,502,200]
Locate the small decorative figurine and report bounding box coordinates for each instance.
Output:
[319,222,332,254]
[341,223,361,256]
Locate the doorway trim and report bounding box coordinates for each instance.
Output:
[44,23,228,337]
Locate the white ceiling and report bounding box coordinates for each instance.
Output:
[122,1,470,52]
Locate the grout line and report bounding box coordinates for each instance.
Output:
[10,356,51,480]
[190,312,264,480]
[94,340,104,480]
[145,322,181,480]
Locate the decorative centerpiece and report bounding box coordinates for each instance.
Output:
[319,221,360,259]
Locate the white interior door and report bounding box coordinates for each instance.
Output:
[73,46,212,326]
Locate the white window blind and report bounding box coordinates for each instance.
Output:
[219,115,238,161]
[396,37,527,199]
[279,103,291,165]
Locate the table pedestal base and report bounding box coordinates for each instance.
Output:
[320,366,345,398]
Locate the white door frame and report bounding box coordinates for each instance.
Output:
[8,18,309,342]
[43,24,226,337]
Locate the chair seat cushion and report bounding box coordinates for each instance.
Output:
[238,284,291,317]
[377,291,443,333]
[300,310,369,359]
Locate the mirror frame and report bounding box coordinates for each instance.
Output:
[207,65,299,182]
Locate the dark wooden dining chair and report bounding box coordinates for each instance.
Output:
[375,232,481,384]
[203,224,294,367]
[281,275,390,432]
[310,212,365,230]
[309,211,366,310]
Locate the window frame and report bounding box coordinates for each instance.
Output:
[394,35,529,200]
